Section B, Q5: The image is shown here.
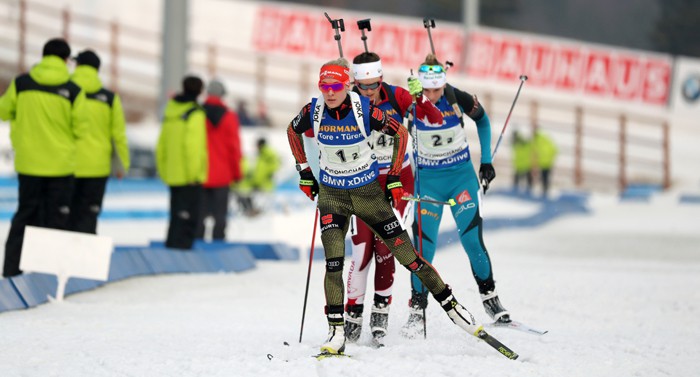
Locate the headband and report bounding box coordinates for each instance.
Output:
[352,60,383,80]
[418,70,447,89]
[319,64,350,83]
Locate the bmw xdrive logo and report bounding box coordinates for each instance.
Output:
[681,74,700,103]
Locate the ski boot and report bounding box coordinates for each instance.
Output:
[343,304,363,343]
[320,312,346,355]
[436,286,482,336]
[400,290,428,339]
[369,296,390,346]
[481,290,511,323]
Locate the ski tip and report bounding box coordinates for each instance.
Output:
[477,330,520,360]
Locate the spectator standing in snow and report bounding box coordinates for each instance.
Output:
[532,128,558,198]
[69,49,130,234]
[156,75,208,250]
[195,79,242,241]
[0,38,87,277]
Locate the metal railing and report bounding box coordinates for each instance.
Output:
[0,0,670,193]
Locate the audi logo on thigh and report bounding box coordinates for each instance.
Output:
[383,221,400,232]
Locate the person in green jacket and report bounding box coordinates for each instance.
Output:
[532,128,558,198]
[156,75,208,249]
[249,137,281,193]
[232,138,281,217]
[69,49,130,234]
[511,129,533,194]
[0,38,88,277]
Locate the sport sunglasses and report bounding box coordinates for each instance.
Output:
[355,81,382,90]
[418,65,445,73]
[318,81,346,92]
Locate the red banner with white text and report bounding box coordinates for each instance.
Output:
[465,31,672,106]
[252,6,672,107]
[252,7,465,72]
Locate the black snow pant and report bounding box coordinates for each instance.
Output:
[166,184,203,250]
[195,186,230,240]
[3,174,74,277]
[69,176,108,234]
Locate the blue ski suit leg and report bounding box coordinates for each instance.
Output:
[411,162,495,295]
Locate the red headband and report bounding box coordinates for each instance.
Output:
[319,64,350,83]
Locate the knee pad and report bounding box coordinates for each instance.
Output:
[370,217,404,240]
[404,257,425,273]
[326,256,344,273]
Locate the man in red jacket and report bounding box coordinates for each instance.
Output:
[196,79,242,241]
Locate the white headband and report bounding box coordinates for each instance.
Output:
[352,60,383,80]
[418,71,447,89]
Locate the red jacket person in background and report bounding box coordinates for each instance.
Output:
[196,79,242,241]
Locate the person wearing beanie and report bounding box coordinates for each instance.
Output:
[342,51,444,346]
[287,58,484,356]
[195,79,242,240]
[402,53,512,337]
[68,49,130,234]
[156,75,208,249]
[0,37,88,277]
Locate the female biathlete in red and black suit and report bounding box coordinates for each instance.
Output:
[344,51,444,344]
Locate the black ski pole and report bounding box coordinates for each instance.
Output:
[422,18,436,56]
[421,19,454,70]
[299,207,319,343]
[324,12,345,58]
[357,19,372,53]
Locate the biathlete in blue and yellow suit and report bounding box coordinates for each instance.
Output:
[402,53,513,338]
[287,58,483,355]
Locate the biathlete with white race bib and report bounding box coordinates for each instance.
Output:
[402,53,512,338]
[343,51,444,345]
[287,58,483,355]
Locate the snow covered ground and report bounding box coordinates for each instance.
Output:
[0,187,699,376]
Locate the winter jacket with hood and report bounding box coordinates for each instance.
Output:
[71,65,130,178]
[0,55,87,176]
[202,95,242,188]
[156,94,208,186]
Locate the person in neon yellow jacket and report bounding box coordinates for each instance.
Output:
[156,75,208,249]
[249,138,281,192]
[511,129,533,194]
[232,138,280,216]
[69,49,130,234]
[532,128,558,197]
[0,38,88,277]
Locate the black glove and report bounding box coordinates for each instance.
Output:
[385,175,404,207]
[298,169,319,200]
[479,163,496,193]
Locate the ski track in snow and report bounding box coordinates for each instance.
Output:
[0,191,699,376]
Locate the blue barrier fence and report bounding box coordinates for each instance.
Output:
[0,240,299,314]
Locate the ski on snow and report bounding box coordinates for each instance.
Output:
[313,351,351,360]
[310,328,520,361]
[487,319,548,336]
